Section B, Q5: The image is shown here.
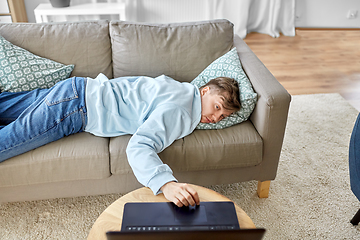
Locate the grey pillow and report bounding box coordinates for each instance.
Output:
[0,35,74,92]
[191,48,257,130]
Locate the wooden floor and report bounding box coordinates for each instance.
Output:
[243,29,360,111]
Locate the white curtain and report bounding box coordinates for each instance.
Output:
[126,0,295,38]
[53,0,295,38]
[247,0,296,38]
[208,0,295,38]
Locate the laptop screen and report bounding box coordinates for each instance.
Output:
[107,229,266,240]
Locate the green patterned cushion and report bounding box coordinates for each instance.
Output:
[0,35,74,93]
[191,48,257,130]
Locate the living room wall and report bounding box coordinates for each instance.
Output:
[295,0,360,28]
[25,0,360,28]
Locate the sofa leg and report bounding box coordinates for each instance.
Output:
[257,181,271,198]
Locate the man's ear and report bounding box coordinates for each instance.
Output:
[200,86,210,96]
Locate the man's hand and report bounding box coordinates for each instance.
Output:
[160,182,200,207]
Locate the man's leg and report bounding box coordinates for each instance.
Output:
[0,77,87,163]
[0,89,49,126]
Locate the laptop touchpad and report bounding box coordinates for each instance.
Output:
[173,205,208,224]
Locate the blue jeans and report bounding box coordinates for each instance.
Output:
[0,77,87,163]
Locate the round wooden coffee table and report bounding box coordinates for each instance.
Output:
[87,184,255,240]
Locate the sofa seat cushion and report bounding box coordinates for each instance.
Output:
[0,132,110,188]
[109,121,262,175]
[110,19,234,82]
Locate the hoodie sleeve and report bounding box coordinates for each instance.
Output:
[125,104,193,195]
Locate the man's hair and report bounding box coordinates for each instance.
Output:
[199,77,241,112]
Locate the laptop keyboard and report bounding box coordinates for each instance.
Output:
[124,225,238,231]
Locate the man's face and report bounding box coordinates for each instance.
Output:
[200,86,234,123]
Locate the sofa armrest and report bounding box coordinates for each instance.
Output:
[234,35,291,180]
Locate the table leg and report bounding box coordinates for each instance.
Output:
[34,13,43,23]
[42,15,49,22]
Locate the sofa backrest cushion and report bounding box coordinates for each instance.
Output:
[110,19,234,82]
[0,21,112,79]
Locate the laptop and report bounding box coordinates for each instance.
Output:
[121,201,240,231]
[106,229,266,240]
[106,201,265,240]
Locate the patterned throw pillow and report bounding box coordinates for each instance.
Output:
[0,35,74,93]
[191,48,257,130]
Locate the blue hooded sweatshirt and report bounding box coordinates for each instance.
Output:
[85,74,201,194]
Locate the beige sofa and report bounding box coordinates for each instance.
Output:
[0,19,291,202]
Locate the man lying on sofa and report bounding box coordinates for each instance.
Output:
[0,74,240,207]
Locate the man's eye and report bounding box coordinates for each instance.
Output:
[215,105,219,109]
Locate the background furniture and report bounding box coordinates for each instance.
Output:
[87,184,256,240]
[0,0,27,23]
[34,2,125,23]
[349,113,360,225]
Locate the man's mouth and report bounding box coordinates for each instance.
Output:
[201,116,212,123]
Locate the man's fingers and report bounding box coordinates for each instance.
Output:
[173,198,184,208]
[177,184,200,207]
[161,182,200,207]
[185,186,200,205]
[177,190,194,207]
[181,184,200,206]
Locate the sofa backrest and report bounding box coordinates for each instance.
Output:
[110,19,234,82]
[0,21,112,79]
[0,19,234,82]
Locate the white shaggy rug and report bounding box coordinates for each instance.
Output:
[1,93,360,240]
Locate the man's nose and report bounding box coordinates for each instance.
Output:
[213,113,222,123]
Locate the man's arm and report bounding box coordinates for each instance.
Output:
[126,105,199,206]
